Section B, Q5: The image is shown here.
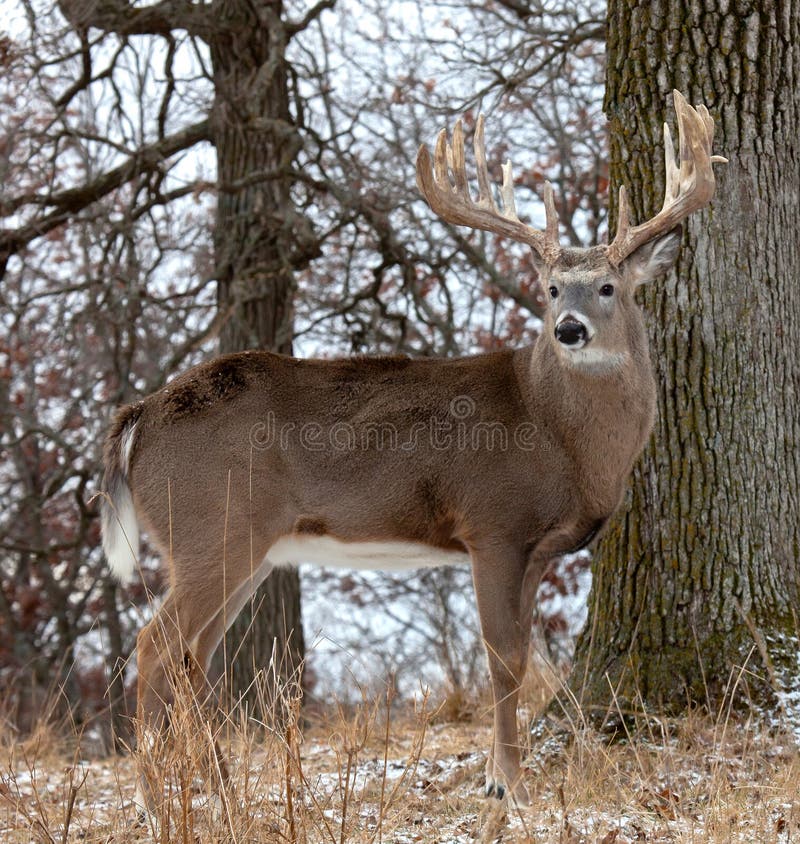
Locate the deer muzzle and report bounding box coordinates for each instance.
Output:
[555,315,590,349]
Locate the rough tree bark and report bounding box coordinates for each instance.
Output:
[566,1,800,721]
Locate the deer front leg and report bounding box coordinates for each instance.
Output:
[470,545,535,806]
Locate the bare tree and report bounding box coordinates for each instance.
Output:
[0,22,218,740]
[0,0,610,736]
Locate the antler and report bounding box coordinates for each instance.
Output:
[606,90,728,266]
[416,115,561,265]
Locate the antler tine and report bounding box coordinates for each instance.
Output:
[416,115,562,264]
[542,181,559,245]
[473,115,496,210]
[698,103,728,166]
[500,160,519,220]
[662,121,680,206]
[607,90,727,267]
[451,120,469,198]
[433,128,450,190]
[615,183,631,245]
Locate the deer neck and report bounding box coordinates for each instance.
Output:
[525,332,657,513]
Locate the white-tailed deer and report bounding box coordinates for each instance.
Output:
[102,91,725,809]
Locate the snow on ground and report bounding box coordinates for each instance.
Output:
[3,714,800,842]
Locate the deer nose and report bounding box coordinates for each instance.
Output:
[555,319,588,347]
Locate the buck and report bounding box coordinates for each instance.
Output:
[102,90,725,809]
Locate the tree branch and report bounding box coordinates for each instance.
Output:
[0,119,210,267]
[58,0,215,39]
[287,0,337,37]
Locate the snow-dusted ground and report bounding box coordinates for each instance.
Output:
[3,714,800,843]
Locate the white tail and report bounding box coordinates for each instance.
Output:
[101,413,140,582]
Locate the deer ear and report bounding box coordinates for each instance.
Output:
[622,225,683,285]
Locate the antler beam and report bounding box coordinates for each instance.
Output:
[606,90,728,266]
[416,116,561,265]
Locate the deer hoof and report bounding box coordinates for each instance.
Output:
[486,775,531,807]
[485,780,505,799]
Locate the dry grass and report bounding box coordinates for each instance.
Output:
[1,657,799,843]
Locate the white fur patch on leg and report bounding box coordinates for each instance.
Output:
[133,778,149,813]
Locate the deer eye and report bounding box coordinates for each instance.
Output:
[599,283,615,297]
[548,286,559,299]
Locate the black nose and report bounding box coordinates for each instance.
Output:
[555,319,587,346]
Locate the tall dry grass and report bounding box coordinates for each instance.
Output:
[1,645,799,842]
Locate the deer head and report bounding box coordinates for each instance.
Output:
[416,90,727,370]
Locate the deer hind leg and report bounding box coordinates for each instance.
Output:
[134,590,208,815]
[191,561,275,771]
[192,558,275,680]
[471,545,535,806]
[134,557,275,817]
[191,566,278,809]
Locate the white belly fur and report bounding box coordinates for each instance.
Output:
[266,535,470,571]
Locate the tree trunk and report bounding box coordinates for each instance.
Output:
[566,0,800,721]
[208,0,309,709]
